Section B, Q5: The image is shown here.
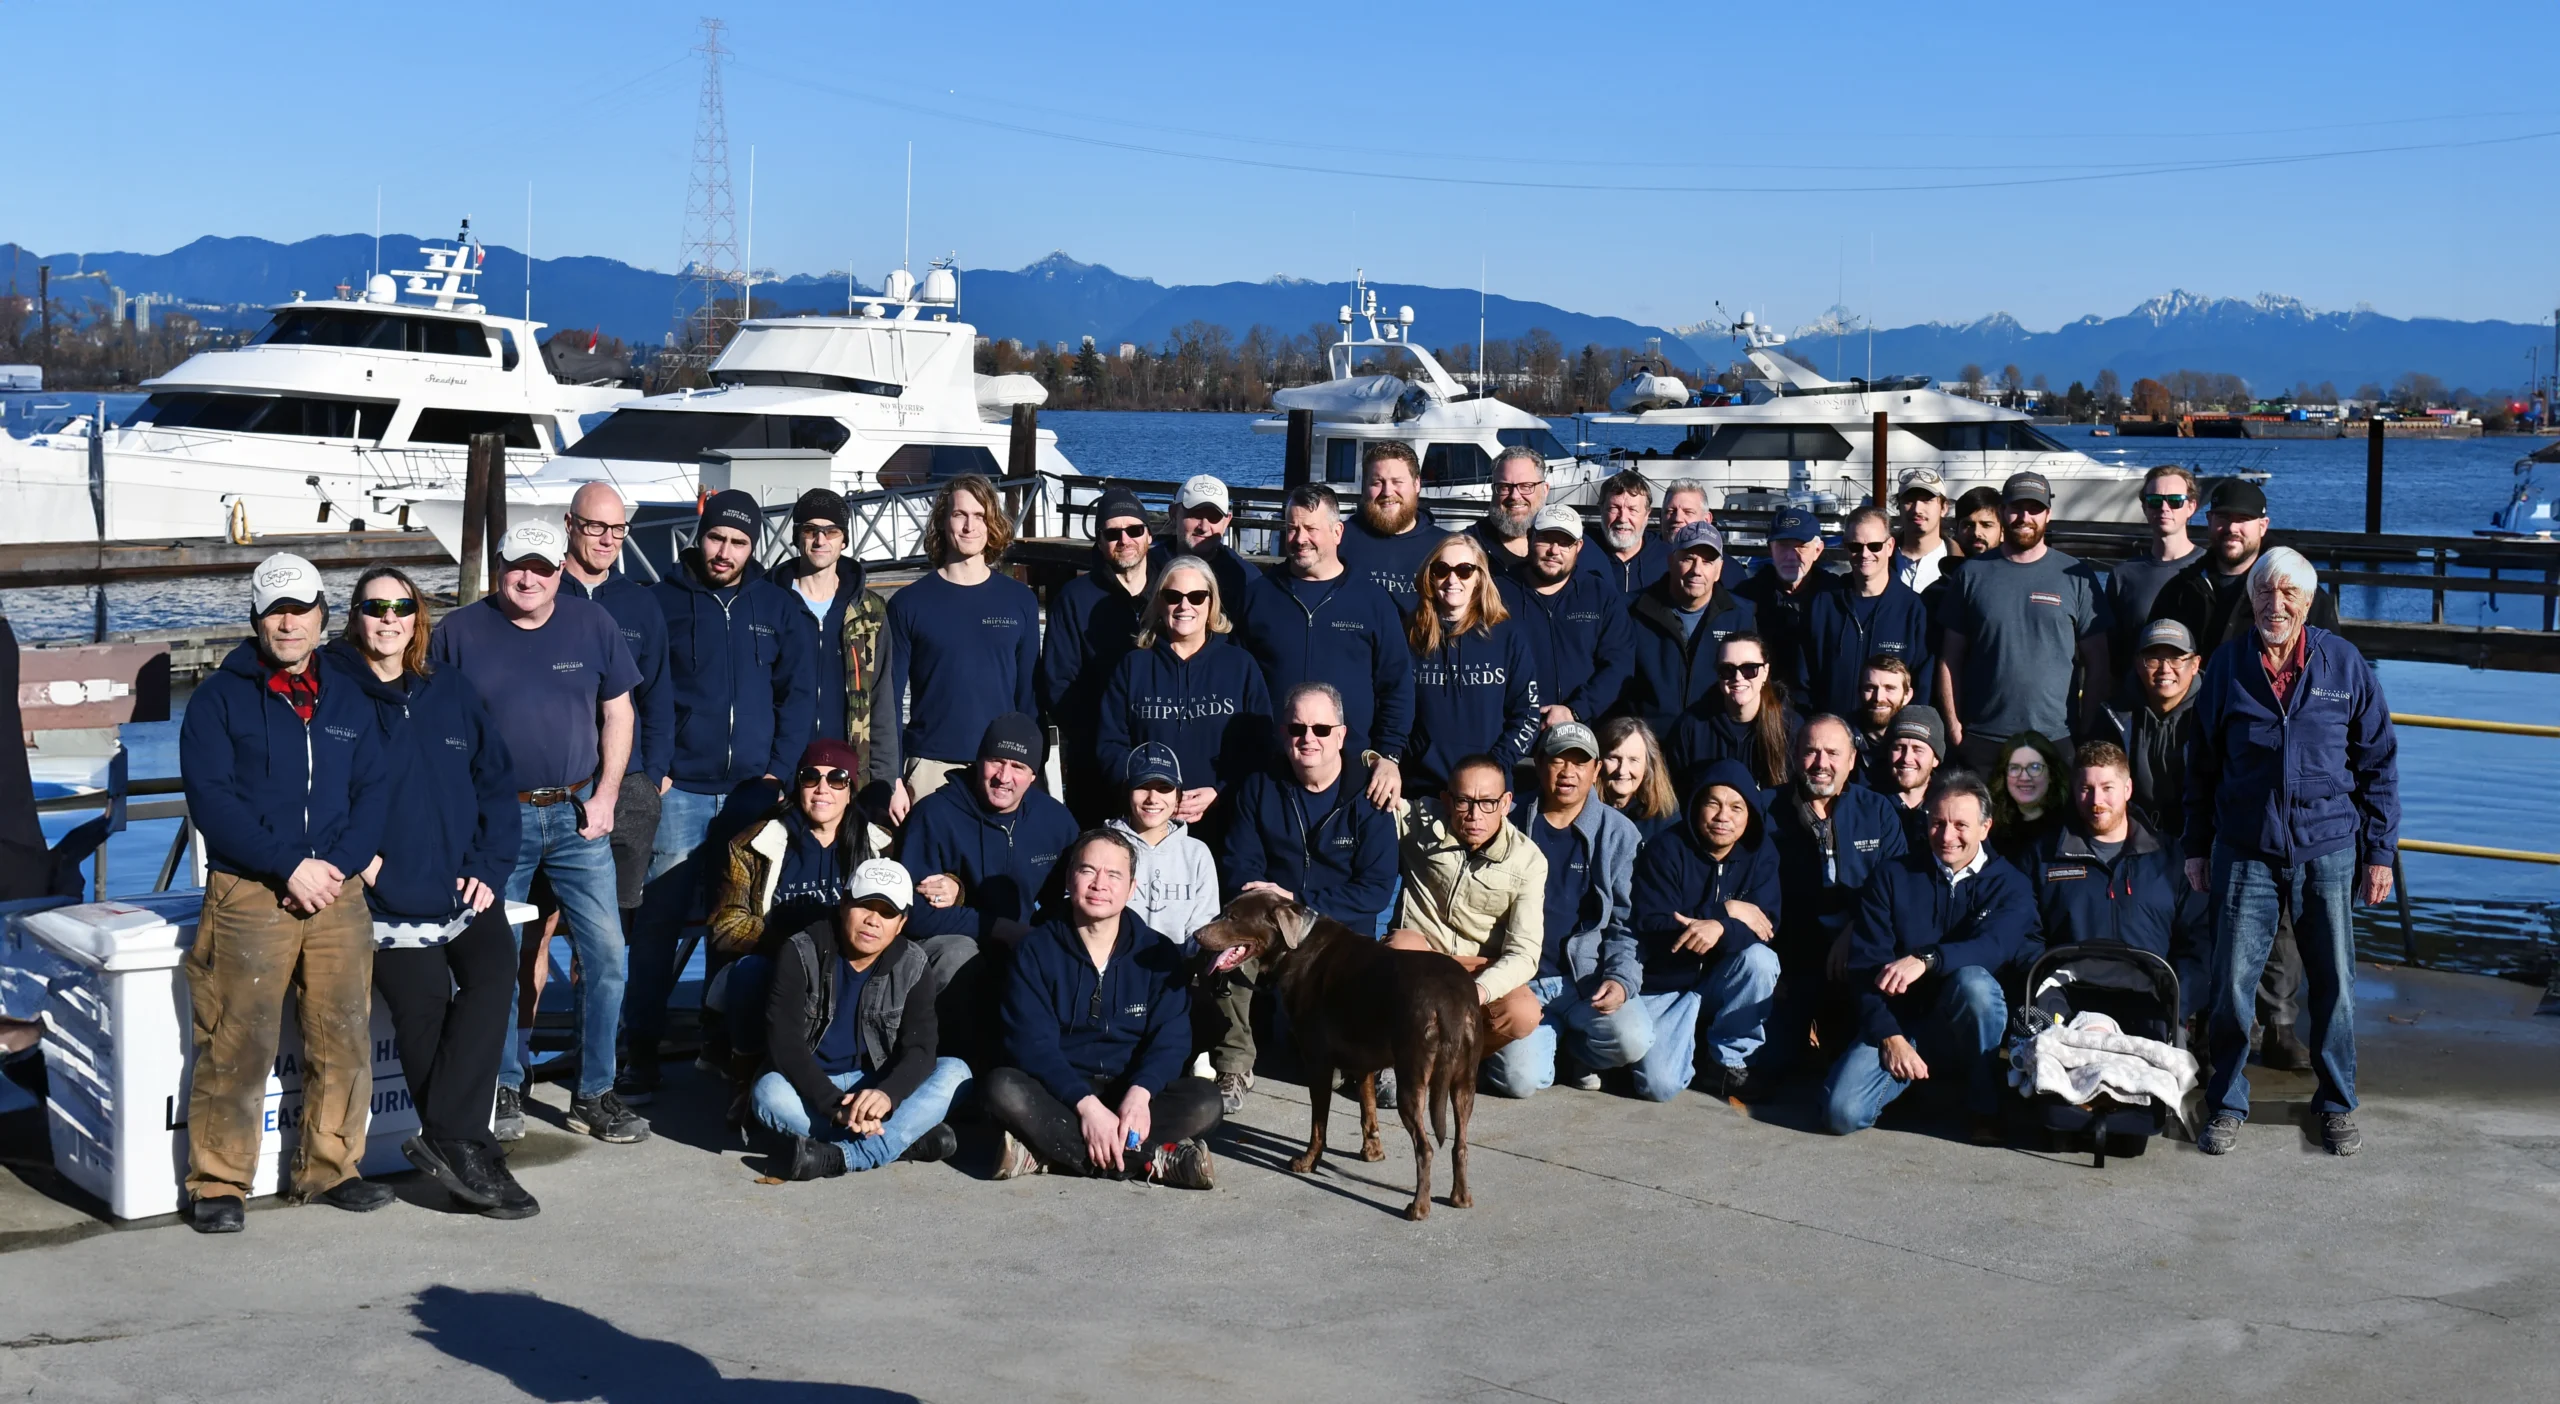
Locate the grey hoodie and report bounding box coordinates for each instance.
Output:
[1107,816,1221,944]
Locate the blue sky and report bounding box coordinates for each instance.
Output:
[17,1,2560,332]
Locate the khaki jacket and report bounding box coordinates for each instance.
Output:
[1393,797,1546,1002]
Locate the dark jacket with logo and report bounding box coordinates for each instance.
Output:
[1003,910,1193,1105]
[1628,761,1785,995]
[1405,619,1543,793]
[1515,571,1636,722]
[1586,530,1669,596]
[770,555,885,752]
[1094,636,1273,796]
[319,643,518,921]
[181,642,389,885]
[2186,626,2399,867]
[1221,764,1399,932]
[1039,564,1149,773]
[767,923,938,1126]
[2029,821,2209,1016]
[1234,570,1415,762]
[560,571,673,785]
[1846,849,2041,1044]
[1799,580,1935,718]
[898,780,1079,939]
[1732,562,1836,687]
[1769,780,1910,961]
[652,552,820,795]
[1619,579,1755,763]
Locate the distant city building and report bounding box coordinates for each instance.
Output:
[1117,342,1138,360]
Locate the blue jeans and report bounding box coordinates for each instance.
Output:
[501,800,627,1100]
[751,1057,972,1170]
[1630,941,1782,1102]
[716,953,774,1058]
[624,785,730,1054]
[1482,975,1656,1099]
[1822,965,2007,1134]
[2207,844,2358,1117]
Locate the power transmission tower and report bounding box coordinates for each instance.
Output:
[674,16,740,360]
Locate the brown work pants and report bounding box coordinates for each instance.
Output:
[183,871,375,1203]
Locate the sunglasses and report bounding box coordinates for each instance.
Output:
[1427,561,1481,581]
[355,597,418,619]
[1101,523,1151,542]
[1850,540,1892,555]
[796,766,853,791]
[1158,588,1211,607]
[1285,722,1339,739]
[2141,493,2188,509]
[1185,505,1227,522]
[1717,661,1766,680]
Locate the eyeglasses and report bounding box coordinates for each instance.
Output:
[1427,561,1481,581]
[1285,722,1339,739]
[2006,761,2047,777]
[1850,540,1893,555]
[1158,588,1211,606]
[1717,661,1766,680]
[2140,493,2188,509]
[1493,481,1543,499]
[355,597,418,619]
[567,516,629,539]
[1101,523,1151,542]
[1448,795,1508,814]
[796,766,853,791]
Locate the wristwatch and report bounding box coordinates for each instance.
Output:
[1915,946,1943,973]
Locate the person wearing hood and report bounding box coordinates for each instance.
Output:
[1093,556,1273,832]
[1401,534,1542,796]
[901,713,1081,945]
[771,488,891,766]
[178,553,392,1232]
[2031,742,2209,1018]
[1515,503,1636,728]
[1619,522,1756,779]
[324,568,535,1220]
[625,488,821,1103]
[1731,506,1838,690]
[1043,488,1156,824]
[1108,744,1221,946]
[703,738,875,1087]
[1767,715,1909,1071]
[1627,758,1784,1103]
[876,474,1041,820]
[1483,724,1651,1100]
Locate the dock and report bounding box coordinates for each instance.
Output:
[0,531,451,589]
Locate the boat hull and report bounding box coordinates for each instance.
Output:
[1614,458,2151,524]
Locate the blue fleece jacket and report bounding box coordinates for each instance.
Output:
[1732,562,1836,689]
[1628,761,1786,994]
[873,567,1041,778]
[561,571,673,784]
[180,642,389,884]
[1511,791,1645,995]
[2029,822,2210,1017]
[1586,530,1669,596]
[1337,518,1450,616]
[898,780,1079,939]
[1233,570,1414,761]
[652,553,820,795]
[1220,764,1399,932]
[1095,636,1273,796]
[1405,619,1542,793]
[1798,580,1935,719]
[319,643,519,920]
[1003,911,1193,1105]
[1515,571,1636,722]
[1618,579,1756,754]
[1846,848,2041,1044]
[1038,566,1148,748]
[770,555,871,746]
[2185,626,2400,868]
[1769,780,1910,955]
[1672,704,1802,798]
[1148,536,1255,609]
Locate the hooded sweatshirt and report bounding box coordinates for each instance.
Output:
[1515,569,1637,722]
[181,641,389,884]
[1233,569,1414,761]
[1038,564,1149,772]
[560,571,673,785]
[1628,760,1785,995]
[873,566,1041,778]
[1338,517,1450,616]
[1220,762,1399,933]
[1620,578,1756,753]
[318,642,518,921]
[1509,790,1643,994]
[1107,816,1221,944]
[770,554,881,748]
[898,778,1079,939]
[1003,910,1193,1105]
[1799,579,1935,718]
[1404,618,1542,794]
[1094,635,1274,798]
[652,552,820,795]
[1845,847,2041,1045]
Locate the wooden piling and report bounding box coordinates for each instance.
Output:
[478,432,508,592]
[1871,410,1889,510]
[458,433,495,602]
[1004,404,1038,531]
[2366,415,2386,535]
[1284,409,1313,488]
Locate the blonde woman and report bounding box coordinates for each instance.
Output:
[1093,556,1273,827]
[1402,534,1541,794]
[1595,715,1680,843]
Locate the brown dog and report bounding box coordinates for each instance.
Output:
[1194,890,1482,1220]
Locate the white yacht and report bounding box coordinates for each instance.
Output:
[0,222,638,545]
[407,260,1075,560]
[1250,275,1599,506]
[1593,315,2167,523]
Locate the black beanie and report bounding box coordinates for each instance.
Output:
[701,489,762,543]
[976,711,1045,767]
[793,487,849,527]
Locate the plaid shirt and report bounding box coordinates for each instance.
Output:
[265,662,321,723]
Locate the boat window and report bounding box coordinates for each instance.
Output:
[409,408,542,449]
[1902,421,2069,454]
[788,416,851,453]
[411,319,490,358]
[1685,425,1855,460]
[560,410,850,462]
[713,369,902,398]
[1495,427,1569,461]
[497,328,520,372]
[247,307,490,358]
[1323,438,1363,484]
[1422,442,1492,485]
[124,391,390,440]
[876,443,1004,488]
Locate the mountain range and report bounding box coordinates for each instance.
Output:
[5,234,2549,394]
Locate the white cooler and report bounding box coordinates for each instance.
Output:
[3,892,531,1220]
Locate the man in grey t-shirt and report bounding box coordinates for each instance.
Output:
[1936,472,2110,772]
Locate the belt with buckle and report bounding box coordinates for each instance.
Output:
[519,783,591,807]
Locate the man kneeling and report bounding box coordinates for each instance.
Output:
[756,860,972,1180]
[1823,771,2039,1141]
[985,829,1221,1187]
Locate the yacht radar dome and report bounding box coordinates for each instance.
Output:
[919,266,958,304]
[365,274,397,304]
[883,268,917,303]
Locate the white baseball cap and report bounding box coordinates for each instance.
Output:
[845,859,914,914]
[497,519,568,568]
[1531,503,1584,539]
[1177,474,1231,513]
[250,552,325,614]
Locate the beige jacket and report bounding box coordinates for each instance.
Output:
[1393,798,1547,1002]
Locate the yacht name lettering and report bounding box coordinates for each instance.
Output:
[423,375,471,386]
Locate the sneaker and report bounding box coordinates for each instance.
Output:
[189,1195,245,1234]
[2198,1113,2241,1155]
[899,1123,959,1164]
[2321,1112,2363,1157]
[313,1177,396,1212]
[1187,1053,1214,1081]
[567,1091,652,1144]
[992,1129,1047,1180]
[2261,1023,2312,1071]
[453,1141,541,1220]
[1216,1071,1252,1115]
[1566,1070,1603,1091]
[1148,1138,1216,1190]
[784,1135,849,1181]
[492,1085,526,1143]
[1697,1063,1756,1102]
[612,1061,660,1107]
[403,1135,499,1209]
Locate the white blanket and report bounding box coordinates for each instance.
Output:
[2009,1010,2203,1132]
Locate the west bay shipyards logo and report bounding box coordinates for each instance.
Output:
[1413,662,1508,687]
[550,660,586,673]
[982,615,1021,628]
[1132,697,1240,722]
[323,725,362,742]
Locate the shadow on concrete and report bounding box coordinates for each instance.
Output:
[410,1285,918,1402]
[1213,1096,1474,1219]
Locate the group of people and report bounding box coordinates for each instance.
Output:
[169,440,2399,1233]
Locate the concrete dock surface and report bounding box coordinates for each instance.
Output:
[2,962,2556,1402]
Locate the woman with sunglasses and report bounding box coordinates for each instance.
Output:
[705,737,876,1086]
[1595,716,1681,844]
[1798,507,1934,719]
[321,568,536,1218]
[1990,729,2070,864]
[1675,632,1798,795]
[1402,535,1541,796]
[1092,557,1272,838]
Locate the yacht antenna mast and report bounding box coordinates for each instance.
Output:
[743,144,755,321]
[524,182,534,324]
[902,142,913,270]
[372,188,381,281]
[1478,257,1486,395]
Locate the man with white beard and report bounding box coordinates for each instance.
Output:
[1586,469,1670,595]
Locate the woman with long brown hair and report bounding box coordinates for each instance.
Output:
[1595,715,1680,843]
[1676,631,1799,793]
[1402,534,1541,795]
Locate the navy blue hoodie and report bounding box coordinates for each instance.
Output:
[1404,617,1542,794]
[1586,530,1669,596]
[1220,763,1399,932]
[770,554,872,746]
[1337,518,1450,616]
[1094,636,1273,796]
[1769,779,1910,958]
[560,571,673,785]
[1672,702,1802,798]
[1515,570,1636,722]
[1798,579,1935,719]
[652,552,820,795]
[1038,565,1148,754]
[1148,536,1255,609]
[1619,578,1756,753]
[1234,570,1414,761]
[2185,626,2399,868]
[181,641,388,884]
[1845,848,2041,1045]
[898,778,1079,939]
[874,567,1041,777]
[2029,821,2209,1016]
[1732,561,1836,688]
[319,643,520,920]
[1003,910,1193,1105]
[1629,761,1786,995]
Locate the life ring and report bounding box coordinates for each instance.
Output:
[226,498,253,546]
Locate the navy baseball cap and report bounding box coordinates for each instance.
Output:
[1669,521,1725,558]
[1125,741,1183,789]
[1769,506,1821,543]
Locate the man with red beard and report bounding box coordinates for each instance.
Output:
[1336,441,1450,618]
[1935,472,2110,772]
